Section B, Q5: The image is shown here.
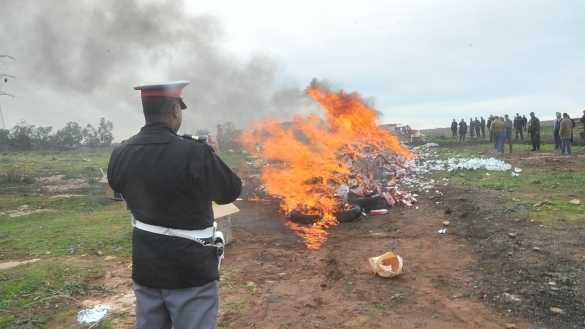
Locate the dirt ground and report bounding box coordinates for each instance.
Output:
[42,152,584,329]
[216,199,542,329]
[64,196,548,329]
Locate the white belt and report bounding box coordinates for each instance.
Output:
[132,216,216,242]
[131,215,225,270]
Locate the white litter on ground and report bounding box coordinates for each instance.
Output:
[399,143,517,193]
[414,157,513,172]
[77,304,110,325]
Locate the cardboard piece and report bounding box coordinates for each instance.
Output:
[213,203,240,219]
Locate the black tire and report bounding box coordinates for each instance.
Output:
[337,206,363,223]
[349,196,383,212]
[288,210,320,225]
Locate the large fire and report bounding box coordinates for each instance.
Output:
[240,80,413,249]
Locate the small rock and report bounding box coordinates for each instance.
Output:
[532,247,541,252]
[550,307,564,314]
[507,252,513,257]
[503,293,522,303]
[442,221,450,226]
[504,324,517,329]
[534,200,551,208]
[569,199,581,205]
[508,232,517,238]
[104,256,117,261]
[96,250,104,256]
[245,281,256,288]
[548,281,557,286]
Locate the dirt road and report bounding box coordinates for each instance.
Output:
[218,199,538,329]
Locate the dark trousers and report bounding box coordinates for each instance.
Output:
[459,134,466,142]
[531,134,541,151]
[134,281,219,329]
[553,132,561,149]
[452,129,457,137]
[515,129,523,140]
[561,138,572,155]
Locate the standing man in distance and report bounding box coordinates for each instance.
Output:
[504,114,513,153]
[514,113,523,141]
[553,112,562,150]
[474,117,481,138]
[528,112,541,151]
[492,116,506,154]
[480,116,486,138]
[458,118,467,143]
[451,119,458,138]
[108,81,242,329]
[560,112,573,155]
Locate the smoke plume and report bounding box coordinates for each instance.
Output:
[0,0,308,139]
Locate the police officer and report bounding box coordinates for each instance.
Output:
[108,81,242,329]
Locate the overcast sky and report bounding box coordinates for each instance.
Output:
[1,0,584,139]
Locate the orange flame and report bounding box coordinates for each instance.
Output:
[241,81,413,249]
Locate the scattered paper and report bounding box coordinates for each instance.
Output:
[77,304,110,325]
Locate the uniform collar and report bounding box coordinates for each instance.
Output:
[127,123,177,145]
[141,122,177,134]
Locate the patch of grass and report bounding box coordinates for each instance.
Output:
[0,148,111,180]
[0,259,104,329]
[0,197,131,260]
[433,142,585,160]
[436,157,585,224]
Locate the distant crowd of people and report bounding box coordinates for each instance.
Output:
[450,110,585,155]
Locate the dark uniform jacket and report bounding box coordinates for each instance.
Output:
[528,117,541,135]
[107,123,242,289]
[458,121,467,134]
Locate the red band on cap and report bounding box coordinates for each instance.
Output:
[141,90,183,97]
